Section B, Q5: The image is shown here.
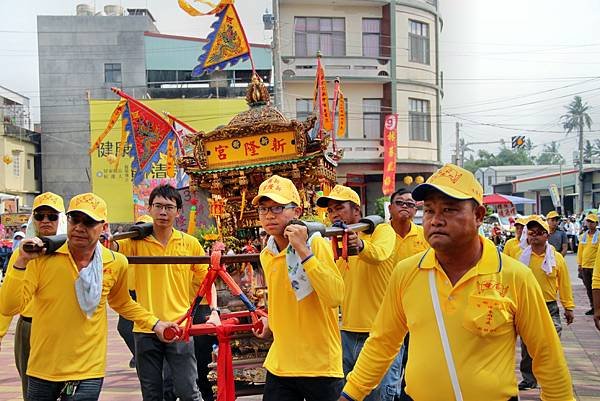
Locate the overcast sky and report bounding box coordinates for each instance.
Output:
[1,0,599,164]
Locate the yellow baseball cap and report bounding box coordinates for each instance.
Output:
[67,193,108,222]
[412,164,483,205]
[136,215,154,224]
[251,175,301,206]
[546,211,559,220]
[586,213,599,223]
[33,192,65,213]
[526,215,549,233]
[514,217,526,226]
[316,184,361,207]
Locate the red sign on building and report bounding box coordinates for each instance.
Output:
[382,114,398,196]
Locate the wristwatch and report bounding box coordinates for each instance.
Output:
[210,307,221,316]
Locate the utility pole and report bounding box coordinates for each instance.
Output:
[578,124,584,213]
[454,122,461,166]
[272,0,284,112]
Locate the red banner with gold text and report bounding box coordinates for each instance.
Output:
[382,114,398,196]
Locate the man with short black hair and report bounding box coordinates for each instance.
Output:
[515,215,574,390]
[547,211,568,256]
[252,175,344,401]
[115,184,219,401]
[337,164,574,401]
[317,185,397,401]
[578,213,599,315]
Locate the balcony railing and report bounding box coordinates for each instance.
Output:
[2,123,40,144]
[336,138,438,162]
[281,56,391,80]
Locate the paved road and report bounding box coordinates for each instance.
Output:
[0,252,597,400]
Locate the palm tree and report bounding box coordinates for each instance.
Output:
[560,96,592,213]
[537,141,564,165]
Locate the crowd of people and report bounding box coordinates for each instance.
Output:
[0,163,598,401]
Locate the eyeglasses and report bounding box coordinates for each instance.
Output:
[67,213,103,228]
[257,204,296,215]
[527,230,547,237]
[151,203,178,212]
[393,200,417,209]
[33,213,59,222]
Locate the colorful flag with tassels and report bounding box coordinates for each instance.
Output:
[179,0,253,77]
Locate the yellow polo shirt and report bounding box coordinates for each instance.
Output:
[343,237,574,401]
[502,237,521,259]
[337,223,396,332]
[577,230,599,269]
[0,250,34,338]
[117,229,207,333]
[514,247,575,309]
[592,249,600,289]
[392,222,428,263]
[261,236,344,377]
[0,243,157,381]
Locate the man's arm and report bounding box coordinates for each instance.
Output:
[342,265,408,401]
[515,269,575,400]
[560,232,568,256]
[555,255,575,324]
[0,240,44,316]
[356,224,396,263]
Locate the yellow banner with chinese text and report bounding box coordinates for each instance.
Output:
[205,131,297,169]
[90,98,247,223]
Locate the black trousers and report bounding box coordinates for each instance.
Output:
[581,268,594,309]
[193,304,218,401]
[263,371,343,401]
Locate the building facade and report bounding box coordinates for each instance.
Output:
[38,7,271,203]
[0,86,41,212]
[278,0,442,212]
[475,165,561,194]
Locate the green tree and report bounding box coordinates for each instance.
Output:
[463,145,533,173]
[560,95,592,212]
[536,141,564,165]
[594,139,600,157]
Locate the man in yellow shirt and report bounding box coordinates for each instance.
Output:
[0,192,66,401]
[590,219,600,330]
[317,185,397,401]
[515,215,574,390]
[0,193,175,401]
[577,213,599,315]
[337,164,574,401]
[115,184,218,401]
[387,188,428,400]
[252,175,344,401]
[502,217,526,259]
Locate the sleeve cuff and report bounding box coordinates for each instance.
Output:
[301,255,319,274]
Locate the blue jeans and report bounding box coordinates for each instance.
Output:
[27,376,103,401]
[342,330,404,401]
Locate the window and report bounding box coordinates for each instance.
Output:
[409,20,430,64]
[104,63,122,83]
[27,159,31,170]
[12,150,20,176]
[362,19,381,57]
[363,99,382,139]
[504,175,517,182]
[294,17,345,57]
[296,98,348,137]
[408,98,431,141]
[487,176,493,186]
[296,99,313,122]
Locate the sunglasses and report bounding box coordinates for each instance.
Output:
[33,213,59,222]
[393,200,417,209]
[67,213,103,228]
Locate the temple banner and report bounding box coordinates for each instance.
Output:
[382,114,399,196]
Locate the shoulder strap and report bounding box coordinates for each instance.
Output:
[428,269,463,401]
